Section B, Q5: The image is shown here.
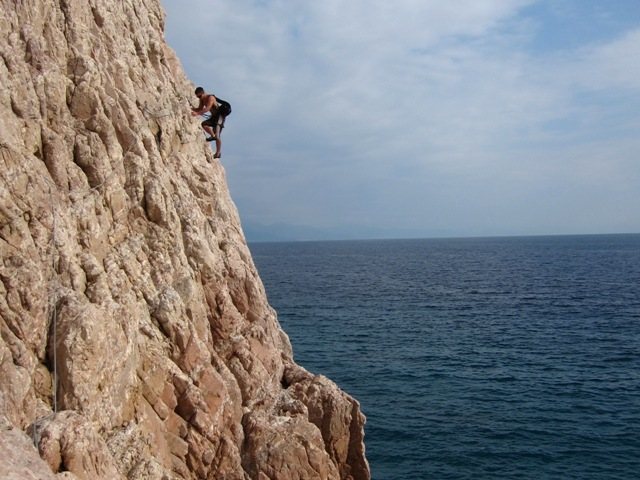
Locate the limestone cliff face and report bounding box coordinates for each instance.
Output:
[0,1,369,479]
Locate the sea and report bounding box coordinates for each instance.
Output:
[249,234,640,480]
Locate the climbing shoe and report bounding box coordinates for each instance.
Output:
[206,136,216,142]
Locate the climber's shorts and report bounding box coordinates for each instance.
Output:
[202,111,225,132]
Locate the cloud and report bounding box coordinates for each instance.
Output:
[162,1,640,238]
[574,28,640,91]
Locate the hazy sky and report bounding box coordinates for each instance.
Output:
[161,0,640,240]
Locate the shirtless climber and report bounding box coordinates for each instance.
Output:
[191,86,231,159]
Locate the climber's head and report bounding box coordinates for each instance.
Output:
[195,86,205,98]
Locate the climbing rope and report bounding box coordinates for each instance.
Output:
[30,184,59,446]
[50,187,58,414]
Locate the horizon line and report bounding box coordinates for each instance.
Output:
[246,231,640,244]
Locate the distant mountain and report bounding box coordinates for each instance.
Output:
[242,221,452,242]
[243,222,334,242]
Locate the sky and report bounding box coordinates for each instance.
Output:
[161,0,640,241]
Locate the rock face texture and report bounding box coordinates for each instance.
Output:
[0,1,370,479]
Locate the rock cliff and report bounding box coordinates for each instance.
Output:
[0,1,370,478]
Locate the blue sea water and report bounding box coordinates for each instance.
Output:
[249,235,640,480]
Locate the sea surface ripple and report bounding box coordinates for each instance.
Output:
[250,234,640,480]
